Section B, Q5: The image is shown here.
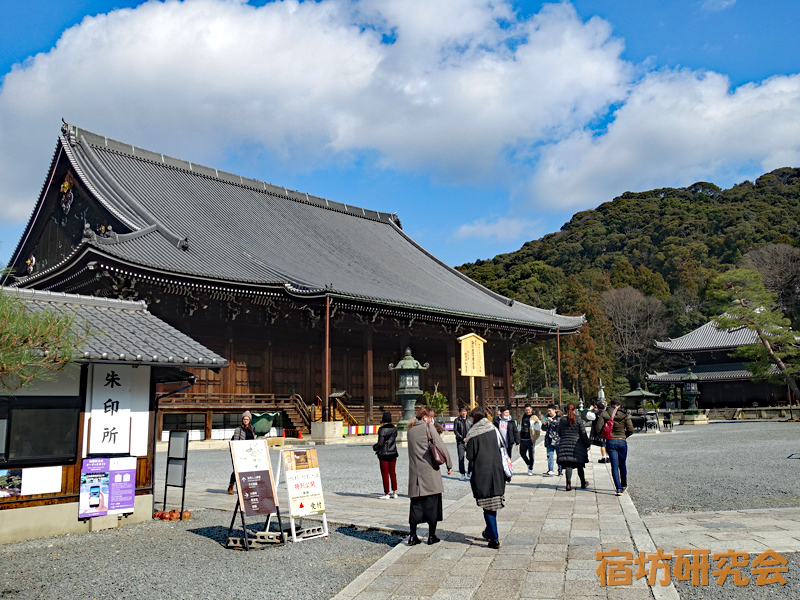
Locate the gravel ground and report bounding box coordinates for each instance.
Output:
[625,421,800,515]
[171,440,472,501]
[0,508,403,600]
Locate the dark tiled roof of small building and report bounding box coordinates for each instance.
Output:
[23,123,583,331]
[647,362,779,383]
[2,287,226,368]
[654,320,759,352]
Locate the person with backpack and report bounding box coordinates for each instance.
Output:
[541,404,562,477]
[595,398,634,495]
[374,411,399,499]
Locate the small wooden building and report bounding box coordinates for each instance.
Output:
[4,123,584,439]
[647,320,790,408]
[0,288,224,543]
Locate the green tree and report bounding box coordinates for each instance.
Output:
[0,291,87,389]
[709,269,800,401]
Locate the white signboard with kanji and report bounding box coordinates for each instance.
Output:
[458,333,487,377]
[86,364,151,457]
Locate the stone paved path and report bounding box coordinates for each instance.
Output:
[155,440,800,599]
[332,446,669,600]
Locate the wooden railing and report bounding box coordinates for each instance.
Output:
[291,394,311,430]
[333,397,359,427]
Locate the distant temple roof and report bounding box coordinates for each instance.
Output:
[2,287,226,368]
[647,362,779,383]
[654,320,759,353]
[7,123,584,332]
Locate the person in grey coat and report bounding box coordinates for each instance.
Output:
[465,406,506,549]
[556,403,591,491]
[407,406,452,545]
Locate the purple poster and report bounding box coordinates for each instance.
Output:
[79,457,137,519]
[79,458,110,519]
[108,457,137,515]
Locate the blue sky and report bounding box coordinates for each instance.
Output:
[2,0,800,269]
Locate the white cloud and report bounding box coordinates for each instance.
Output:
[528,69,800,209]
[453,217,539,242]
[701,0,736,11]
[0,0,628,221]
[0,0,798,244]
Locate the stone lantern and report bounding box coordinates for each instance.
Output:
[680,368,708,425]
[683,369,700,409]
[389,348,429,429]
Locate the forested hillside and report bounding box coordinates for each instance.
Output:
[457,168,800,402]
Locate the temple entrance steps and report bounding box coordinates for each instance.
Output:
[707,408,740,420]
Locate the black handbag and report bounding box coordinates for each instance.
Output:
[426,423,447,466]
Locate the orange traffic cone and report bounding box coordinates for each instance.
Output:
[298,429,303,440]
[282,429,286,438]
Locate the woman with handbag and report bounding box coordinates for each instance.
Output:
[407,407,452,545]
[465,406,506,549]
[556,403,591,491]
[374,411,399,499]
[596,399,634,496]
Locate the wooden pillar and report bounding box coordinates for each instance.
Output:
[205,410,213,440]
[364,327,374,425]
[504,345,513,405]
[156,410,164,443]
[556,329,563,406]
[447,338,458,415]
[265,342,274,394]
[324,296,331,421]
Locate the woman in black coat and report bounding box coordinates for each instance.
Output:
[557,403,591,491]
[374,411,399,499]
[465,406,506,549]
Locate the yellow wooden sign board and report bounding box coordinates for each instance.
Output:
[458,333,486,378]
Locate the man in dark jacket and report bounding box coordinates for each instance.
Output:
[519,403,540,476]
[454,405,472,481]
[493,406,520,460]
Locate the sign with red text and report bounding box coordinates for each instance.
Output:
[282,449,325,518]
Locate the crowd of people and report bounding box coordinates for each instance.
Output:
[374,398,634,549]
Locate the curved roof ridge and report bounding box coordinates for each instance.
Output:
[77,134,190,250]
[388,220,584,329]
[1,141,63,285]
[3,285,147,311]
[64,122,397,227]
[655,318,759,351]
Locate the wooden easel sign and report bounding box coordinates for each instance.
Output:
[226,440,284,550]
[231,440,279,517]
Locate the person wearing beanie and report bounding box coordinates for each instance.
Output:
[373,411,399,499]
[227,411,255,494]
